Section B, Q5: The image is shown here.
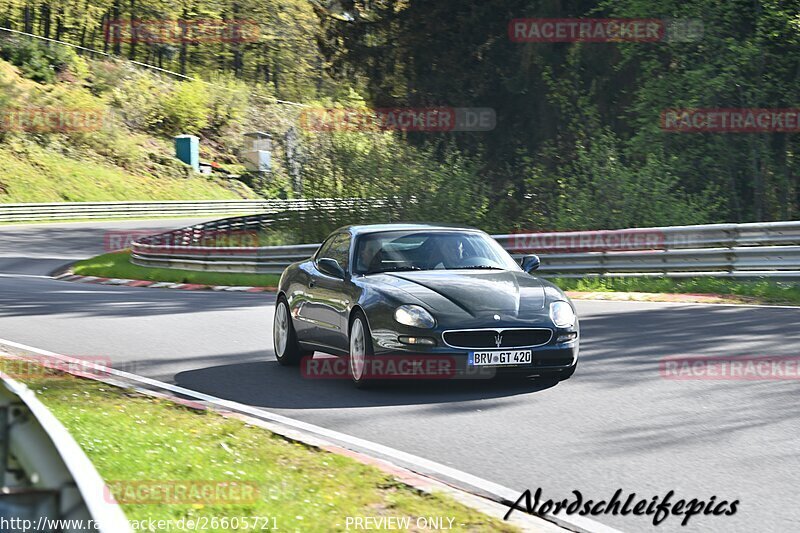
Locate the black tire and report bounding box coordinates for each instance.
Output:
[348,311,376,389]
[273,297,306,366]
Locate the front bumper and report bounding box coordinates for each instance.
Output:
[368,323,579,379]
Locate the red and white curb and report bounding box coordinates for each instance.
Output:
[53,272,275,292]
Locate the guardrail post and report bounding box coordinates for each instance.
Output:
[0,405,8,484]
[728,226,740,275]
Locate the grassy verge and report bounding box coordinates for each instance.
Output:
[0,145,255,203]
[552,276,800,306]
[72,250,281,287]
[0,357,516,532]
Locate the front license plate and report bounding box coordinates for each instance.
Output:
[468,350,532,367]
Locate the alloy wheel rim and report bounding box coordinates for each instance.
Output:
[350,319,366,380]
[274,302,289,357]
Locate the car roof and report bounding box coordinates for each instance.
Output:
[335,223,483,236]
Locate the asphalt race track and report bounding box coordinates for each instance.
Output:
[1,220,798,533]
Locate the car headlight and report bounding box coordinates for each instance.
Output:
[549,301,576,328]
[394,305,436,328]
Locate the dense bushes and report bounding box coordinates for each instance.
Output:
[0,35,717,233]
[0,36,88,83]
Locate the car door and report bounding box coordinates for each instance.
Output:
[290,236,335,344]
[303,232,353,352]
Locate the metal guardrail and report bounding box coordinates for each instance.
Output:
[129,217,800,278]
[0,373,131,533]
[0,199,387,222]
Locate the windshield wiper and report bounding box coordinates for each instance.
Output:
[368,266,423,274]
[458,265,502,270]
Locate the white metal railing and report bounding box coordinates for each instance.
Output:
[0,374,131,533]
[128,218,800,278]
[0,199,387,222]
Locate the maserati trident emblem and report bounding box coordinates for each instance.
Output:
[495,333,503,347]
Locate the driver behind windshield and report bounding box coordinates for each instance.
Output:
[357,238,382,273]
[432,236,466,269]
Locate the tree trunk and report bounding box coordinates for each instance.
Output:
[178,5,189,75]
[111,0,122,55]
[128,0,137,60]
[40,3,52,39]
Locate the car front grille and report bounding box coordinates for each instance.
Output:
[442,328,553,349]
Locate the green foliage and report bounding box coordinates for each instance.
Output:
[0,36,87,83]
[0,56,256,203]
[0,0,332,102]
[552,276,800,305]
[204,76,249,133]
[156,80,212,135]
[548,131,717,229]
[320,0,800,227]
[293,127,491,239]
[5,0,799,232]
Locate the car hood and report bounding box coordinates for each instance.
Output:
[368,269,547,319]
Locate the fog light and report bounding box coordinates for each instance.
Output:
[557,332,578,343]
[398,336,437,346]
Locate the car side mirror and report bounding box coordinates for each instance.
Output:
[318,258,346,279]
[521,254,541,273]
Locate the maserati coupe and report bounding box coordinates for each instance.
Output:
[273,224,579,387]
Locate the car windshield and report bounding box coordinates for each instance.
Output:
[354,230,520,274]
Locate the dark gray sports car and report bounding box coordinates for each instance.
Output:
[273,224,579,387]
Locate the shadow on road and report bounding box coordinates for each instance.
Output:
[173,359,559,409]
[570,302,800,454]
[576,302,800,385]
[0,277,273,319]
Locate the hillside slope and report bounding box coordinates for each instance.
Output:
[0,55,256,202]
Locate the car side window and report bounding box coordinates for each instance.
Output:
[315,235,336,261]
[318,233,351,272]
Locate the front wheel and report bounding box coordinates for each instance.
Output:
[349,312,375,388]
[273,298,305,366]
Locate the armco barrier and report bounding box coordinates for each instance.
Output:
[0,373,131,532]
[130,218,800,278]
[0,199,388,223]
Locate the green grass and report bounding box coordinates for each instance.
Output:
[0,58,258,204]
[0,358,516,532]
[552,276,800,305]
[0,145,252,203]
[72,250,281,287]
